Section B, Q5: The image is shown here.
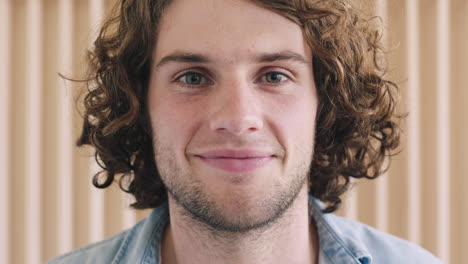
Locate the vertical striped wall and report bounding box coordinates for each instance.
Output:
[0,0,466,263]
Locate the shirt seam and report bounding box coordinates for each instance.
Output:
[112,225,137,264]
[312,201,367,264]
[141,206,169,264]
[140,223,160,264]
[321,246,336,264]
[317,216,364,263]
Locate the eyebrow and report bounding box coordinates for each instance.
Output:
[154,50,310,69]
[256,51,309,65]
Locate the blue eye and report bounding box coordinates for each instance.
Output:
[177,72,208,86]
[262,72,289,83]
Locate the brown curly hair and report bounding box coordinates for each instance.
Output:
[77,0,401,213]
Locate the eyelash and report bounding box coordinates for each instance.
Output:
[173,70,291,89]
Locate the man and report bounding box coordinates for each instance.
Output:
[48,0,442,263]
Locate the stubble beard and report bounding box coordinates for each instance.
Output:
[153,138,312,236]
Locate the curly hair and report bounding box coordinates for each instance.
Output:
[77,0,401,213]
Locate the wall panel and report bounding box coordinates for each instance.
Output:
[42,0,59,259]
[11,3,28,264]
[449,1,468,263]
[0,0,12,263]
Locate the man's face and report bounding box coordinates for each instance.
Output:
[148,0,318,232]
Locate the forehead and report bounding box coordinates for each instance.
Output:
[154,0,310,64]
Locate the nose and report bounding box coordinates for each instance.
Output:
[208,80,263,136]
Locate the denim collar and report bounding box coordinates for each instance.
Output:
[310,197,372,264]
[113,195,372,264]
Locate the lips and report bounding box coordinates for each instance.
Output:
[195,149,275,173]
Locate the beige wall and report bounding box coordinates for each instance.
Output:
[0,0,467,263]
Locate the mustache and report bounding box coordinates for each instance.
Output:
[186,135,286,157]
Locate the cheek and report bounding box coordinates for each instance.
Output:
[271,95,317,142]
[267,93,317,168]
[149,94,201,153]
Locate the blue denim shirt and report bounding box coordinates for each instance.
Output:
[47,195,443,264]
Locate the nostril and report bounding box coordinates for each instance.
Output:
[209,118,262,135]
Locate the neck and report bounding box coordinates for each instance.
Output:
[160,188,319,264]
